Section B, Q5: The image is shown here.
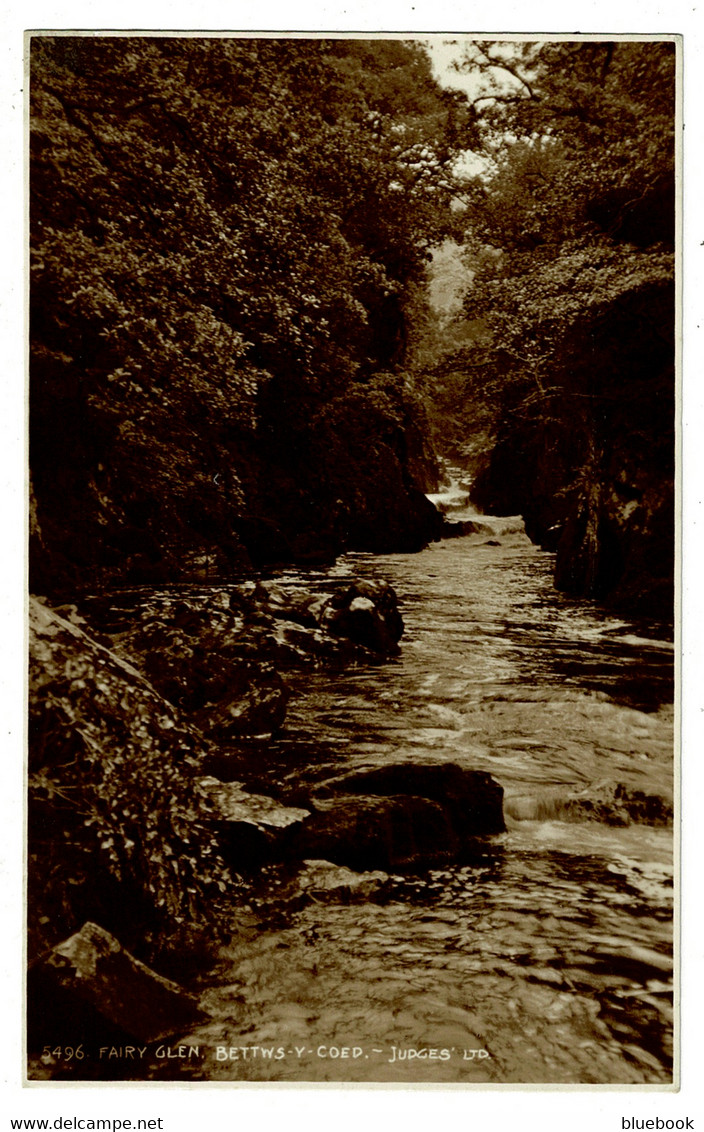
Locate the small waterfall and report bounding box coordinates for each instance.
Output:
[427,463,526,537]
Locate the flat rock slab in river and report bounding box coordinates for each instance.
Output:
[199,776,310,830]
[199,777,311,867]
[196,778,310,864]
[290,859,391,903]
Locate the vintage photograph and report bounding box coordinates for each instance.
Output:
[27,32,676,1085]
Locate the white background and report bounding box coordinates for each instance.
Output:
[2,3,702,1130]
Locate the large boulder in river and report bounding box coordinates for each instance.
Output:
[320,580,404,653]
[321,762,506,840]
[262,578,404,659]
[289,764,505,870]
[289,793,459,871]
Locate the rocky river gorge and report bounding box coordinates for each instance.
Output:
[28,485,674,1087]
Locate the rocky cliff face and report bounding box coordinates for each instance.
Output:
[472,278,674,622]
[232,375,443,568]
[30,373,443,597]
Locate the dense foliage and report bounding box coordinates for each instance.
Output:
[30,37,462,590]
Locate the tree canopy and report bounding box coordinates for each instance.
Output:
[30,36,460,587]
[455,40,675,369]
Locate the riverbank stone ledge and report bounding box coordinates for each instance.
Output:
[27,922,209,1050]
[81,577,405,739]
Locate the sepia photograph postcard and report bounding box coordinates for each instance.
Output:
[15,8,696,1109]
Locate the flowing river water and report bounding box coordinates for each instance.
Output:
[161,490,675,1086]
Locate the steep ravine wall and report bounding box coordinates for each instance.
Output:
[30,378,444,598]
[471,280,675,622]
